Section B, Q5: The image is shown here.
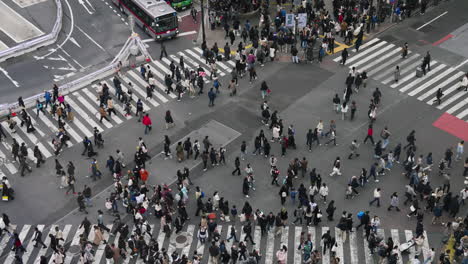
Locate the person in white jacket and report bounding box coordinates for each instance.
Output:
[458,74,468,91]
[319,183,329,204]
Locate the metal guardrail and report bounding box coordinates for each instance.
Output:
[0,35,150,117]
[0,0,62,115]
[0,0,62,63]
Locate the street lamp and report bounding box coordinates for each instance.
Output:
[200,0,206,43]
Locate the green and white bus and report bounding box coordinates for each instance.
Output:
[167,0,192,11]
[112,0,179,40]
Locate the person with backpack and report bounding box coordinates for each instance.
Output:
[208,88,216,107]
[213,78,221,94]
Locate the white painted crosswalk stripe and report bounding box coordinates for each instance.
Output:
[350,228,359,264]
[422,231,431,262]
[76,90,113,129]
[385,60,436,86]
[334,38,379,62]
[66,97,104,133]
[182,225,196,257]
[391,229,403,264]
[1,121,36,162]
[64,226,83,264]
[345,41,387,64]
[253,225,261,252]
[335,227,345,264]
[0,224,433,264]
[352,37,380,52]
[359,46,400,73]
[135,63,170,103]
[446,96,468,114]
[48,225,72,264]
[418,72,464,100]
[121,75,160,110]
[431,82,465,106]
[85,87,124,125]
[130,68,169,103]
[11,116,53,158]
[456,105,468,119]
[265,229,275,264]
[371,53,418,79]
[405,230,415,260]
[101,81,133,120]
[119,79,151,112]
[321,227,330,264]
[5,224,31,264]
[0,147,17,174]
[362,229,373,264]
[34,225,57,263]
[127,71,163,106]
[293,226,302,264]
[21,225,45,263]
[148,61,181,97]
[93,225,112,263]
[407,67,456,96]
[350,44,395,69]
[397,64,446,91]
[72,93,108,130]
[184,49,227,77]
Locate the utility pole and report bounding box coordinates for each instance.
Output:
[200,0,206,43]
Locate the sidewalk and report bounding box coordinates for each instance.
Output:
[200,2,399,61]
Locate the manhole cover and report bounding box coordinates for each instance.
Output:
[68,245,81,254]
[176,234,187,243]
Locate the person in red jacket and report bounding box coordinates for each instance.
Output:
[142,114,152,134]
[363,124,375,145]
[139,168,149,183]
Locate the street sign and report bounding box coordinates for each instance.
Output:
[285,14,295,27]
[297,13,307,28]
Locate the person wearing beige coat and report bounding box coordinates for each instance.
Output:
[93,226,105,246]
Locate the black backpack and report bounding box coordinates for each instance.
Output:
[105,245,113,259]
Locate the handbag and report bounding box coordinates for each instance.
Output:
[410,205,416,212]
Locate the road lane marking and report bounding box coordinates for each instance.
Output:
[416,11,448,31]
[0,1,44,42]
[76,25,106,52]
[178,30,197,37]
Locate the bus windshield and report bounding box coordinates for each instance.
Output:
[153,13,177,32]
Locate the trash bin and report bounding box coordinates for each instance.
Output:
[416,67,423,78]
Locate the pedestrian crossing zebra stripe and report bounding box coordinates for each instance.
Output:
[349,228,358,264]
[350,44,395,69]
[370,53,418,79]
[362,229,373,264]
[391,229,403,264]
[345,41,388,65]
[127,71,162,107]
[0,224,434,264]
[407,67,457,96]
[334,227,344,263]
[417,72,465,100]
[358,45,399,73]
[135,69,169,104]
[321,226,330,264]
[396,64,446,92]
[333,37,468,120]
[0,47,243,176]
[352,38,380,53]
[47,225,72,264]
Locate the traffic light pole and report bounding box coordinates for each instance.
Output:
[200,0,206,43]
